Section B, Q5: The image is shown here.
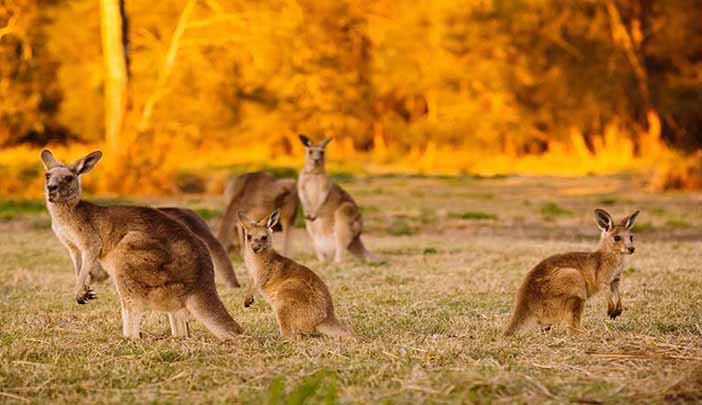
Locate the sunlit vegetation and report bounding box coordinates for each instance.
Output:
[2,1,702,196]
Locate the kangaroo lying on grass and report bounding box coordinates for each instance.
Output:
[41,150,242,339]
[239,209,352,338]
[218,171,298,257]
[504,208,640,336]
[297,135,375,263]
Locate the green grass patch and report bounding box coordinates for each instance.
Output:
[596,196,618,206]
[540,202,573,220]
[632,222,655,232]
[665,217,691,228]
[387,219,415,236]
[449,211,497,221]
[193,208,223,221]
[0,199,45,219]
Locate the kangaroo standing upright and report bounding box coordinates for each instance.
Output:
[297,135,374,263]
[504,209,640,336]
[41,150,242,339]
[238,209,352,338]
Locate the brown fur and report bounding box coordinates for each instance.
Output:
[239,209,352,338]
[218,171,299,257]
[41,150,242,339]
[158,207,240,288]
[297,135,375,263]
[85,207,241,289]
[504,209,640,336]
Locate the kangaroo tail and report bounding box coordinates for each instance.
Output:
[316,318,353,338]
[202,233,240,288]
[503,301,531,337]
[348,236,378,263]
[186,287,243,339]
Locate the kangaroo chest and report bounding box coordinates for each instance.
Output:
[49,209,84,249]
[299,174,331,210]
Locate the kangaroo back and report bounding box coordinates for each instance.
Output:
[159,207,240,288]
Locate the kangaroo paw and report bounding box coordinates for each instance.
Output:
[76,288,97,305]
[607,307,622,319]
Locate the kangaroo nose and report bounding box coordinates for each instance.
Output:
[628,247,635,253]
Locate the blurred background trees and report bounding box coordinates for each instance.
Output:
[1,0,701,194]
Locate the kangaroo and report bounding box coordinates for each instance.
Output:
[504,209,640,336]
[238,209,352,338]
[41,150,243,339]
[297,135,374,263]
[218,171,298,258]
[158,207,240,288]
[84,207,241,289]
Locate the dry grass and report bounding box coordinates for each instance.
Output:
[1,175,701,403]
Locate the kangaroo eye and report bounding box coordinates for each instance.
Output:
[630,235,634,242]
[45,173,51,180]
[64,175,74,182]
[246,234,252,241]
[261,235,268,242]
[613,235,621,242]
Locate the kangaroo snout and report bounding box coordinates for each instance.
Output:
[627,247,635,254]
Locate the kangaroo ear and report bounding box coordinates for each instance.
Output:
[320,137,333,148]
[266,209,281,230]
[298,134,311,147]
[595,208,613,232]
[71,151,102,175]
[624,210,640,230]
[40,149,61,170]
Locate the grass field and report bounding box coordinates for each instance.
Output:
[1,174,701,403]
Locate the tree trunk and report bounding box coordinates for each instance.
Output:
[100,0,128,152]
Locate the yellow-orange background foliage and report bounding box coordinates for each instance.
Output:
[1,0,701,196]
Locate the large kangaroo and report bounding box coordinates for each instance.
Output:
[239,209,352,338]
[41,150,242,339]
[218,171,298,257]
[504,209,640,336]
[297,135,374,263]
[84,207,241,289]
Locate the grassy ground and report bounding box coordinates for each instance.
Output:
[1,174,701,403]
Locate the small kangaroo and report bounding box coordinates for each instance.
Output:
[218,171,298,257]
[41,150,242,339]
[238,209,352,338]
[297,135,374,263]
[504,209,640,336]
[86,207,241,288]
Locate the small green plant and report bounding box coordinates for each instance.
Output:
[267,369,337,405]
[540,202,573,220]
[448,211,497,220]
